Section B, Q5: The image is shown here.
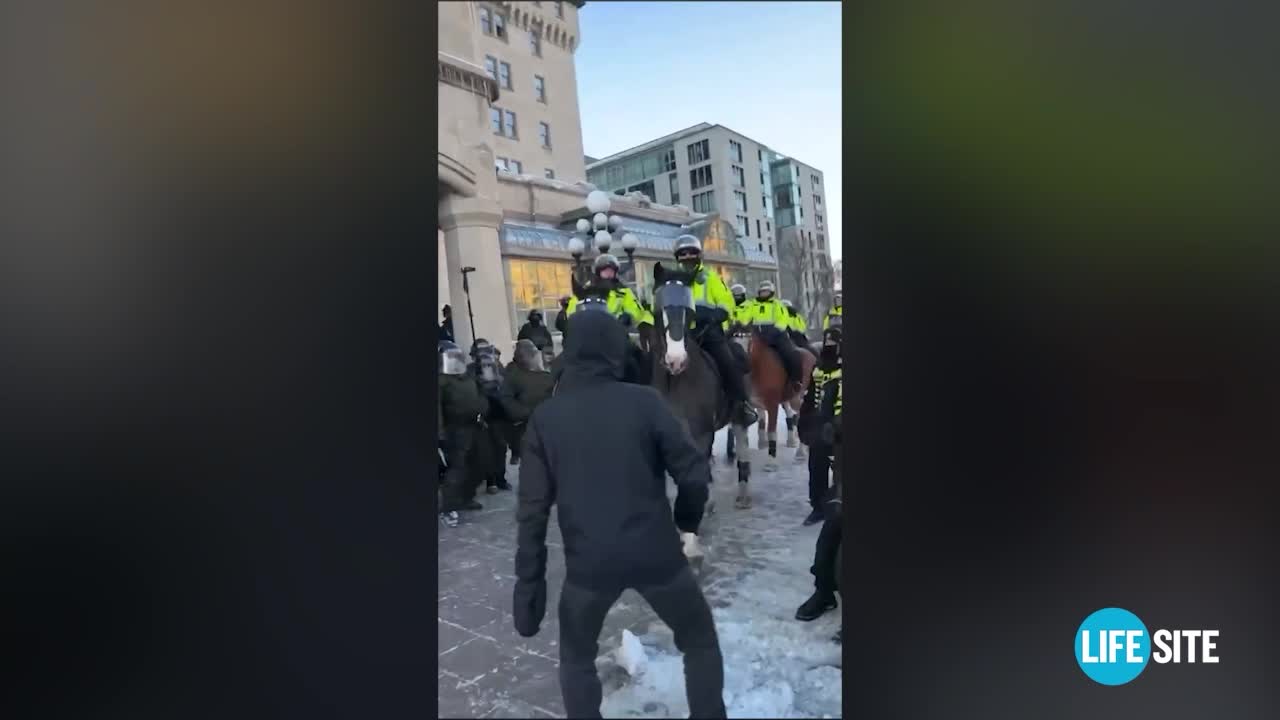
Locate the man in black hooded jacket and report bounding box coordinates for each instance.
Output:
[513,310,726,719]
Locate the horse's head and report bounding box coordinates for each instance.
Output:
[652,262,697,374]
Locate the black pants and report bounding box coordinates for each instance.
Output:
[698,325,748,406]
[811,512,842,594]
[808,441,832,511]
[439,426,477,513]
[788,330,810,349]
[558,567,726,719]
[505,421,526,462]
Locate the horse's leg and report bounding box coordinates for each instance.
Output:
[756,409,768,448]
[767,404,779,459]
[725,423,735,462]
[783,402,799,448]
[733,422,752,509]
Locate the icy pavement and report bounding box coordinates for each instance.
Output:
[438,428,843,719]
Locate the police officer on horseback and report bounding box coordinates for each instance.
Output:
[564,253,654,383]
[823,291,843,330]
[741,281,805,394]
[670,236,758,426]
[781,299,809,348]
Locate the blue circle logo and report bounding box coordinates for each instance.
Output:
[1075,607,1150,685]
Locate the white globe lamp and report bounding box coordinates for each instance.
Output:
[575,218,591,234]
[586,190,611,214]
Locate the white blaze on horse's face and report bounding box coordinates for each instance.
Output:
[663,308,688,373]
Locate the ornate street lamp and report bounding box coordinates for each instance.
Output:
[570,190,638,285]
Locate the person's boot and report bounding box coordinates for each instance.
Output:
[486,484,498,495]
[803,507,824,526]
[439,511,459,528]
[796,590,838,621]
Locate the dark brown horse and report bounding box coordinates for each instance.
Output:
[732,326,816,469]
[650,263,754,510]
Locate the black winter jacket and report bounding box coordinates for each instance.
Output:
[517,322,555,352]
[500,363,554,423]
[439,374,487,429]
[515,311,710,593]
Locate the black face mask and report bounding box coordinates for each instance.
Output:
[820,346,839,365]
[530,317,542,326]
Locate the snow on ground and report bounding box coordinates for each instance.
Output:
[596,428,843,719]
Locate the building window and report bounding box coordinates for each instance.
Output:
[484,55,497,79]
[736,215,749,237]
[758,243,764,252]
[493,11,507,39]
[812,173,820,186]
[693,167,712,190]
[761,195,769,212]
[799,205,803,219]
[731,165,745,188]
[767,221,771,232]
[668,172,680,205]
[660,149,676,172]
[500,109,517,138]
[495,156,508,172]
[757,148,763,163]
[689,165,713,190]
[769,244,774,256]
[510,159,523,174]
[534,75,546,102]
[489,107,502,134]
[627,179,656,201]
[555,1,564,18]
[506,258,572,336]
[814,195,822,207]
[816,214,824,230]
[687,139,710,165]
[480,7,491,34]
[530,29,542,56]
[756,219,762,238]
[538,122,551,148]
[545,168,555,179]
[729,140,742,163]
[498,61,512,90]
[692,190,716,214]
[733,190,747,213]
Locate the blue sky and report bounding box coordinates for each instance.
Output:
[575,1,843,261]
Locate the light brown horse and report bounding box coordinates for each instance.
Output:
[733,327,816,469]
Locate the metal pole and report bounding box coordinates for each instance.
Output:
[460,266,478,344]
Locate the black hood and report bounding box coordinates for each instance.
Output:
[559,311,626,388]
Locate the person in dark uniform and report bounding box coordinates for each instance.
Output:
[468,339,511,493]
[554,296,571,336]
[500,339,554,466]
[798,326,842,525]
[440,304,454,344]
[517,309,555,354]
[796,337,843,623]
[438,342,487,525]
[513,310,727,719]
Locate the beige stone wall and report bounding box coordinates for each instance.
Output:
[474,1,586,183]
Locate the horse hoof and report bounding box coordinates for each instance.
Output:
[734,494,752,509]
[786,438,798,449]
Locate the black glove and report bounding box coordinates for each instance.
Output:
[619,312,633,328]
[693,306,717,326]
[513,579,546,638]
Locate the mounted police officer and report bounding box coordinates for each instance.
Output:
[823,291,843,330]
[781,299,809,348]
[670,236,757,426]
[740,281,804,394]
[565,253,654,384]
